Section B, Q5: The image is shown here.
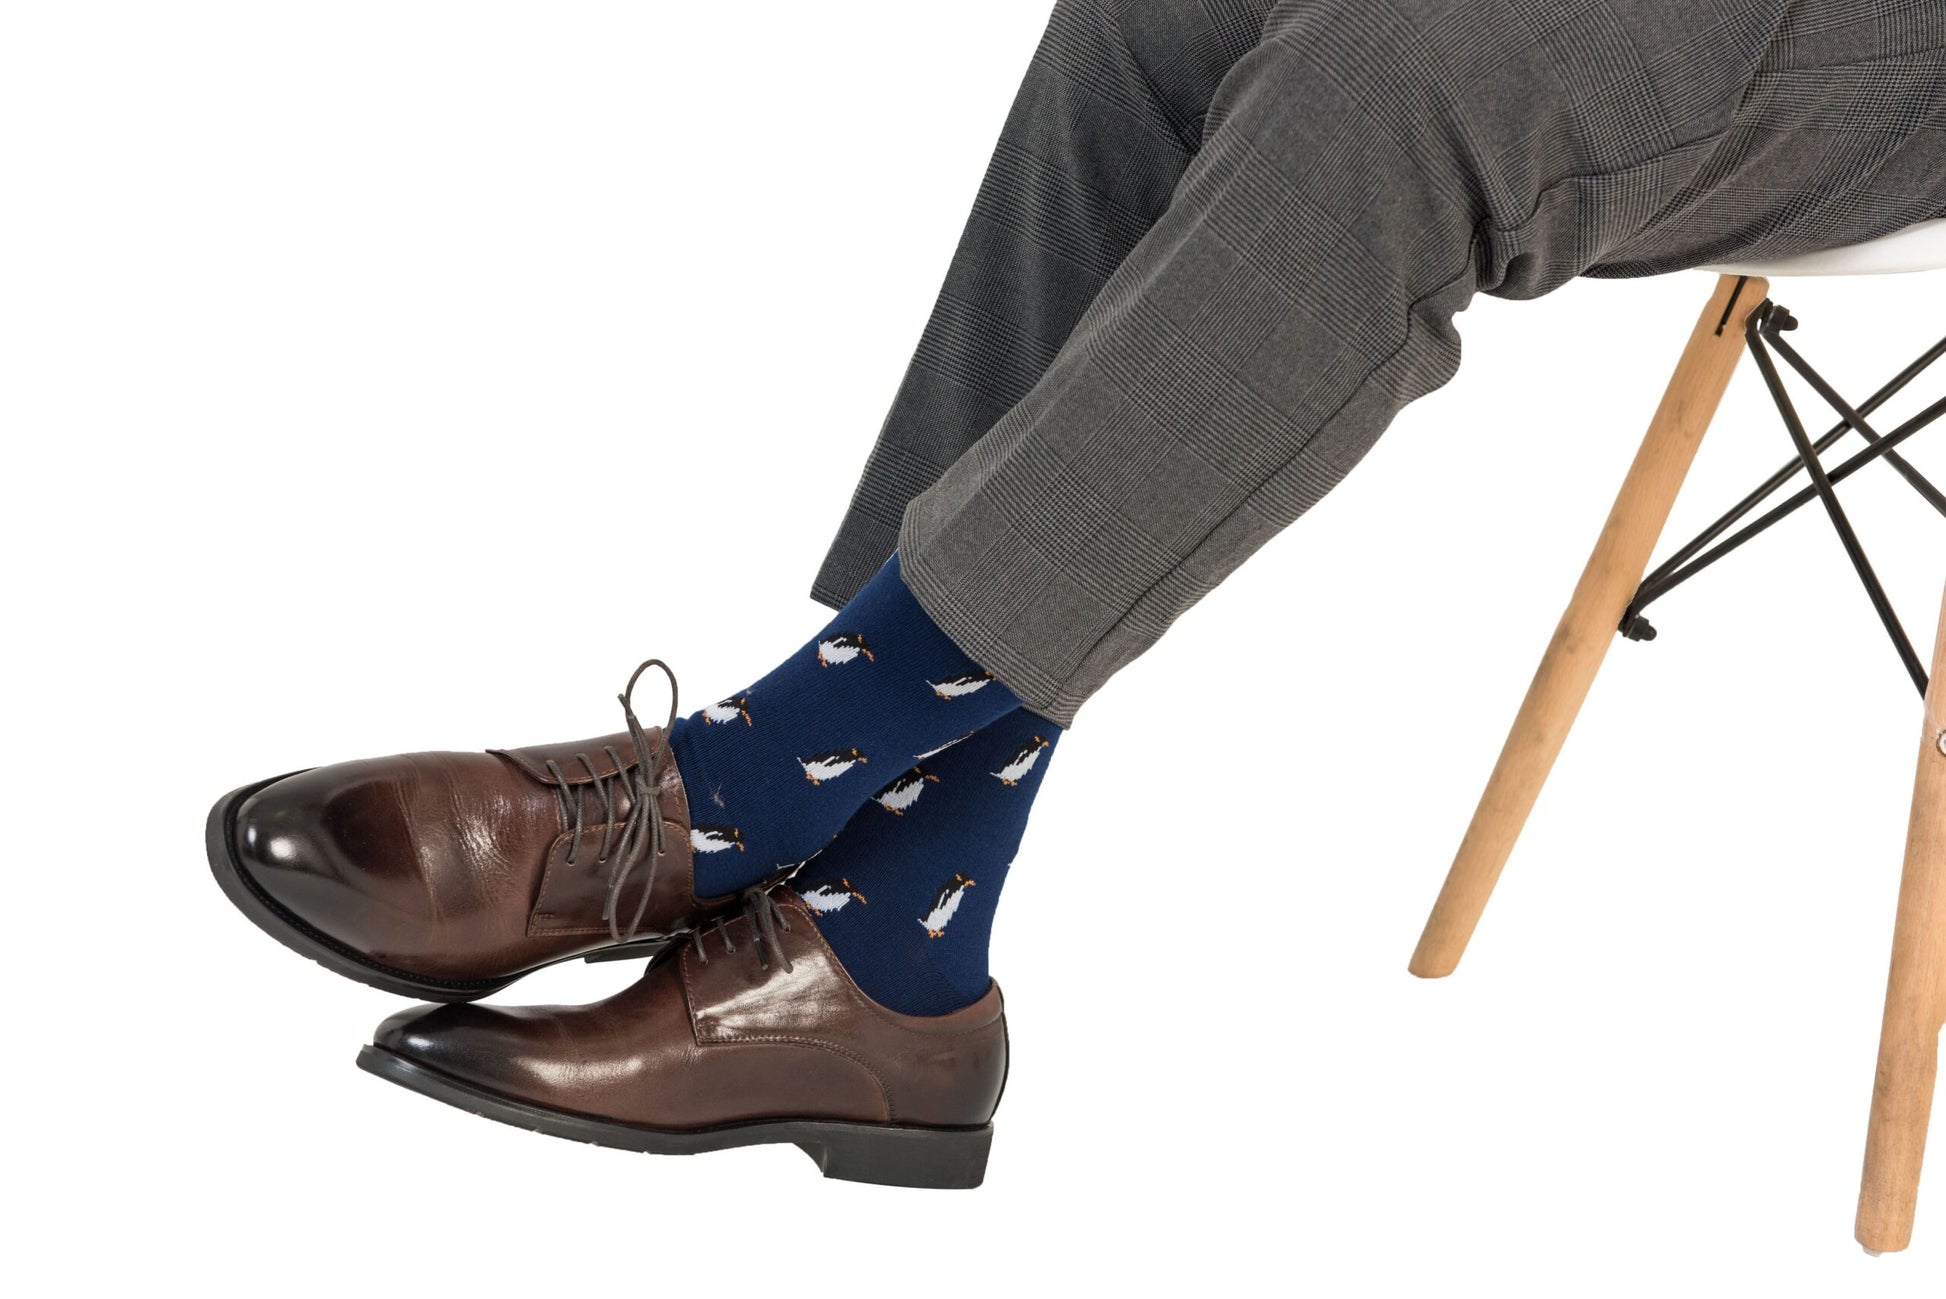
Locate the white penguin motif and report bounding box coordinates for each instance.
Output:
[991,735,1051,786]
[799,747,869,785]
[690,825,746,853]
[914,732,972,761]
[701,695,753,726]
[918,873,976,938]
[927,671,994,699]
[798,879,868,914]
[816,633,874,667]
[874,766,940,815]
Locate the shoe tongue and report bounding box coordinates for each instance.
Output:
[491,730,646,784]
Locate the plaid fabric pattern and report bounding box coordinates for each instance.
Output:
[813,0,1946,723]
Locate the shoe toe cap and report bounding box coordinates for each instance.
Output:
[231,765,418,943]
[370,974,681,1118]
[371,1000,569,1101]
[372,1001,479,1063]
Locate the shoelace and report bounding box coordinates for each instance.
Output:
[541,658,680,942]
[690,885,796,973]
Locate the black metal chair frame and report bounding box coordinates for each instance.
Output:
[1619,277,1945,699]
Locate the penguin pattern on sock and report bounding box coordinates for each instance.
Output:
[918,873,976,938]
[873,766,940,815]
[798,878,869,915]
[701,696,753,726]
[991,736,1051,785]
[690,825,746,854]
[816,633,874,666]
[791,708,1061,1016]
[668,555,1023,897]
[928,671,994,699]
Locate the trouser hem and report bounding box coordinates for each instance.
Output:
[897,518,1081,728]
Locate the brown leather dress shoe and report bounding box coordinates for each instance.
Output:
[207,661,733,1001]
[357,887,1007,1188]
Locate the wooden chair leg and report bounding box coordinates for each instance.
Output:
[1408,273,1768,978]
[1856,580,1946,1254]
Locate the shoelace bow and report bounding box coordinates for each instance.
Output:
[690,885,796,973]
[542,658,680,942]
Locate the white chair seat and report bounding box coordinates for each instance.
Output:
[1700,218,1946,277]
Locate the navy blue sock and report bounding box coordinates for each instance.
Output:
[792,709,1060,1016]
[669,554,1022,895]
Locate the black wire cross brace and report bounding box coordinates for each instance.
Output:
[1619,287,1944,699]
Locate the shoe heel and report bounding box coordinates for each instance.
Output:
[794,1123,993,1190]
[583,937,670,965]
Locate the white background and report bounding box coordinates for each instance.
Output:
[5,3,1942,1294]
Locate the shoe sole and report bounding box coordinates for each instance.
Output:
[357,1045,994,1189]
[205,775,669,1002]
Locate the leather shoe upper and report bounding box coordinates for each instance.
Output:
[233,725,716,982]
[372,890,1008,1129]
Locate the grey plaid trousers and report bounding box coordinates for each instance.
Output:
[812,0,1946,724]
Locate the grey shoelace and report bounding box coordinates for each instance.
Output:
[690,885,795,973]
[541,658,679,942]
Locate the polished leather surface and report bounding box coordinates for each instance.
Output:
[232,726,716,981]
[374,893,1008,1129]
